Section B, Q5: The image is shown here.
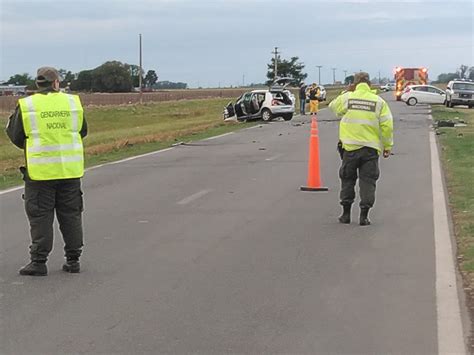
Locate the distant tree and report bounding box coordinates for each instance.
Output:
[144,70,158,88]
[70,70,93,91]
[266,56,307,86]
[344,75,355,85]
[6,73,34,86]
[458,64,469,79]
[91,61,133,92]
[153,81,187,89]
[469,67,474,80]
[129,64,143,87]
[58,69,75,88]
[435,72,459,83]
[70,62,132,92]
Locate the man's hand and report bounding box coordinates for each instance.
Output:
[383,150,391,158]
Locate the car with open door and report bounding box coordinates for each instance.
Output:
[223,77,295,122]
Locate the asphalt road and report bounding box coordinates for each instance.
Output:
[0,94,461,354]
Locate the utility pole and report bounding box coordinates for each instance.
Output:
[331,67,337,84]
[138,33,143,104]
[272,47,280,79]
[316,65,323,84]
[242,74,245,87]
[378,70,381,84]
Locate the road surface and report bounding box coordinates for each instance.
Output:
[0,94,465,354]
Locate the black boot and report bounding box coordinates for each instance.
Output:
[338,205,351,224]
[19,261,47,276]
[63,259,80,273]
[359,208,371,226]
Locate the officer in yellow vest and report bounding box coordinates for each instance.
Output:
[307,83,321,115]
[6,67,87,276]
[329,72,393,226]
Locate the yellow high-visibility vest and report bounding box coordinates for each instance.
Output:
[18,92,84,180]
[329,83,393,152]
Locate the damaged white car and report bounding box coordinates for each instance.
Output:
[223,78,295,122]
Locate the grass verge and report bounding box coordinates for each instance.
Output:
[432,105,474,318]
[0,98,256,190]
[432,105,474,271]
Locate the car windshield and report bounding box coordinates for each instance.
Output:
[453,82,474,91]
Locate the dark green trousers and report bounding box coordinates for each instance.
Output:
[23,176,84,262]
[339,147,380,209]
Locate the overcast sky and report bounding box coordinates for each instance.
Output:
[1,0,473,87]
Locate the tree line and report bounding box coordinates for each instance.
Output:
[433,64,474,83]
[5,57,470,93]
[1,61,187,92]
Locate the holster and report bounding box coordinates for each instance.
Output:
[337,141,344,160]
[19,166,28,181]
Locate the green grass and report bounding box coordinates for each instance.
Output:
[0,97,256,190]
[432,105,474,276]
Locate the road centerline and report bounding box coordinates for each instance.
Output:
[177,189,212,205]
[265,154,282,161]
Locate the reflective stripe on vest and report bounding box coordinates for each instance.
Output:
[19,93,84,180]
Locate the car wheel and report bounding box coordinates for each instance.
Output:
[407,97,417,106]
[282,113,293,121]
[261,109,272,122]
[448,100,454,108]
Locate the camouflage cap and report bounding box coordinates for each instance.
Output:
[36,67,61,83]
[354,72,370,85]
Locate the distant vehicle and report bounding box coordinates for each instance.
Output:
[445,80,474,108]
[400,85,446,106]
[394,67,428,101]
[223,78,295,122]
[318,85,327,101]
[380,82,396,92]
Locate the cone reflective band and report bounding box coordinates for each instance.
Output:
[300,115,328,192]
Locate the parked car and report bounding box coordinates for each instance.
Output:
[223,78,295,121]
[401,85,446,106]
[380,82,396,92]
[316,85,327,101]
[445,80,474,108]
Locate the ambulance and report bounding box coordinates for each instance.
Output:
[394,67,428,101]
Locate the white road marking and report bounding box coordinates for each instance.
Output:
[0,127,245,196]
[177,189,212,205]
[92,147,175,168]
[204,132,234,140]
[265,154,282,161]
[244,125,262,130]
[430,129,465,354]
[0,185,23,195]
[0,147,176,196]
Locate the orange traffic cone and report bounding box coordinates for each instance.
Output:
[300,115,328,192]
